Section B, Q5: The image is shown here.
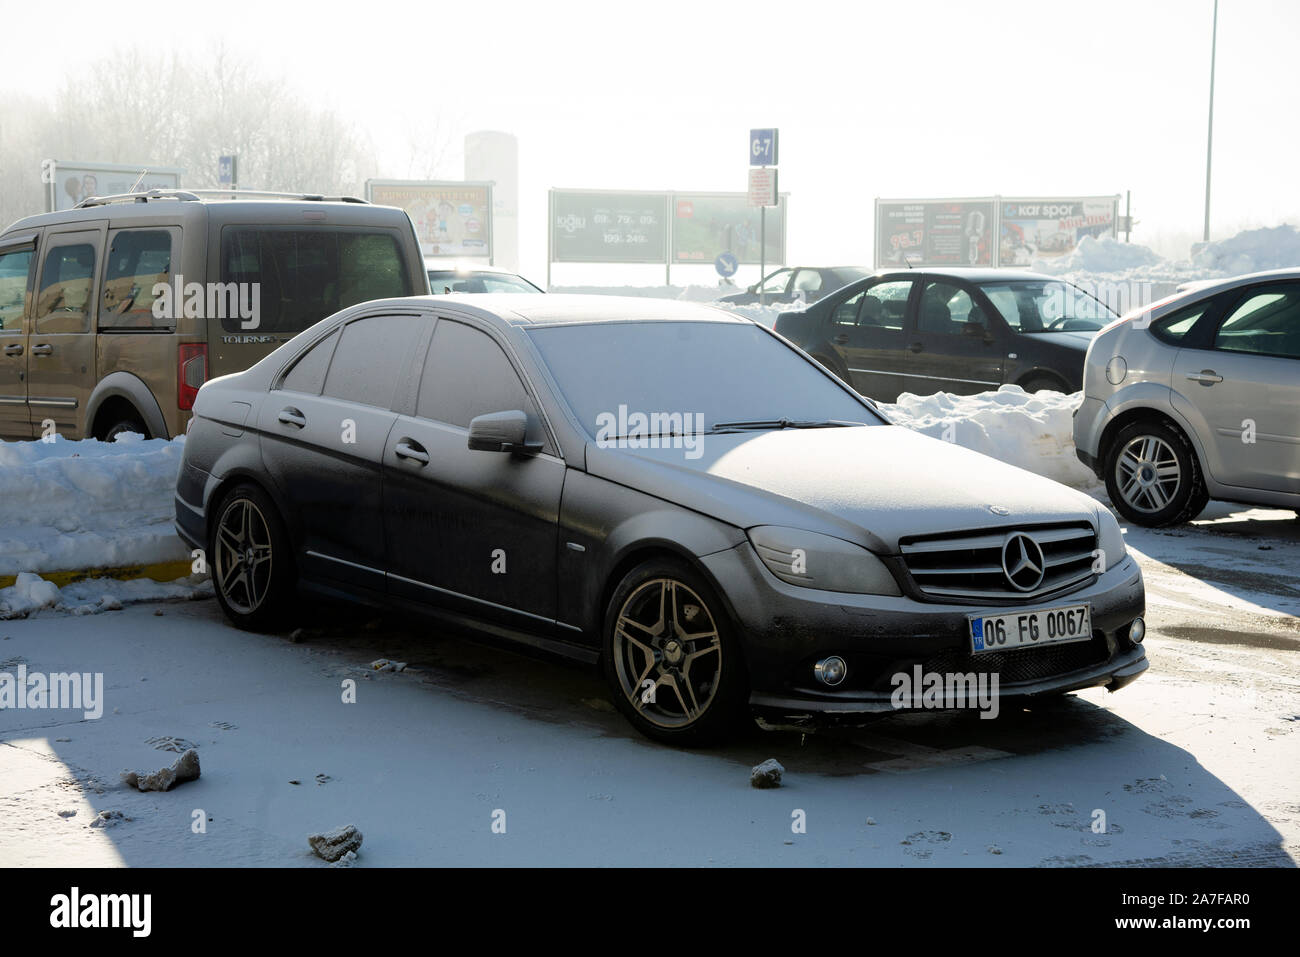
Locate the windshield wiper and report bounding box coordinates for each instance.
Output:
[709,418,865,434]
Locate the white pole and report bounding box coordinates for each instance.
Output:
[1203,0,1218,243]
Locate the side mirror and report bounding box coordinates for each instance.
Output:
[467,410,542,455]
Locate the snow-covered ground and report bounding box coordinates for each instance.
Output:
[1,498,1296,867]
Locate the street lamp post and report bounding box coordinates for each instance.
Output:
[1203,0,1219,243]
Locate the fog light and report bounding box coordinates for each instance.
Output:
[1129,618,1145,644]
[814,656,847,686]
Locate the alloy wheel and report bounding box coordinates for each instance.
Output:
[1114,434,1182,514]
[214,497,274,615]
[611,578,722,730]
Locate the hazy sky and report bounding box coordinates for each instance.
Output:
[6,0,1298,285]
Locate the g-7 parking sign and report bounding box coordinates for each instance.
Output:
[749,129,778,166]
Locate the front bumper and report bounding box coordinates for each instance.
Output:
[699,542,1147,727]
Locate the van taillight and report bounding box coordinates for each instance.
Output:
[178,343,207,410]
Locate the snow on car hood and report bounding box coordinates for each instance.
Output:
[586,425,1100,554]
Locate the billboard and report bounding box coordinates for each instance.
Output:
[43,160,184,212]
[998,197,1120,265]
[365,180,493,259]
[875,198,995,268]
[549,190,669,264]
[672,192,786,265]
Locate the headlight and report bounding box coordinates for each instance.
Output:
[1097,507,1127,570]
[747,526,901,595]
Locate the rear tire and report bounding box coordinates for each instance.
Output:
[101,416,149,441]
[1020,375,1067,395]
[1104,419,1208,527]
[209,483,296,631]
[602,558,750,746]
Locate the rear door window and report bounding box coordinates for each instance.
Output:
[280,329,340,395]
[0,246,34,334]
[1212,284,1300,359]
[36,237,99,334]
[100,228,176,331]
[220,228,412,335]
[321,314,423,409]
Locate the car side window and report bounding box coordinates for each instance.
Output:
[36,241,97,334]
[1212,284,1300,360]
[1150,301,1212,345]
[918,281,979,335]
[416,319,536,428]
[321,315,424,408]
[758,269,791,295]
[100,229,174,331]
[833,291,865,326]
[793,270,823,293]
[0,246,34,335]
[859,280,912,330]
[280,329,340,395]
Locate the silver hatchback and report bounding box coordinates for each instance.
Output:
[1073,269,1300,527]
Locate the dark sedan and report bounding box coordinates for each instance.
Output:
[717,265,872,306]
[175,294,1145,745]
[775,268,1115,401]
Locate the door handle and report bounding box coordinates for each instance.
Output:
[394,440,429,465]
[907,341,924,353]
[277,408,306,428]
[30,343,53,356]
[832,333,850,345]
[1186,370,1222,385]
[2,344,21,356]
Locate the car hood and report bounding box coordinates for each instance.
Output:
[585,425,1100,554]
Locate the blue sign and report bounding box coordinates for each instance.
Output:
[749,129,778,167]
[218,155,237,188]
[714,251,739,277]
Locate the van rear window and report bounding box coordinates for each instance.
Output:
[219,227,411,334]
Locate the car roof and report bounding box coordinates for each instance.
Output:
[3,194,407,234]
[875,266,1061,283]
[381,293,747,327]
[425,263,523,276]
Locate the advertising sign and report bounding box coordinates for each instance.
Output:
[998,196,1120,265]
[549,190,669,264]
[673,192,786,265]
[44,160,184,212]
[366,180,494,259]
[875,199,995,268]
[748,168,777,207]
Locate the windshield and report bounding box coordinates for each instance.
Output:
[978,279,1114,333]
[527,320,879,440]
[428,270,540,294]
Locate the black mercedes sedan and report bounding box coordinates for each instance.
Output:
[774,268,1115,402]
[175,294,1146,745]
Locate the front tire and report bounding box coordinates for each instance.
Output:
[602,558,749,746]
[209,483,295,630]
[1104,419,1208,527]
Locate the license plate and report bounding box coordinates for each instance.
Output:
[968,604,1091,654]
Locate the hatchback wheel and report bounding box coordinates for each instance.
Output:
[1104,420,1208,527]
[603,559,749,746]
[210,483,294,630]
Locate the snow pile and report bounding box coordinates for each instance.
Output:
[879,385,1099,490]
[0,433,190,576]
[550,284,734,302]
[1034,235,1163,274]
[0,572,211,619]
[1191,224,1300,276]
[714,298,806,328]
